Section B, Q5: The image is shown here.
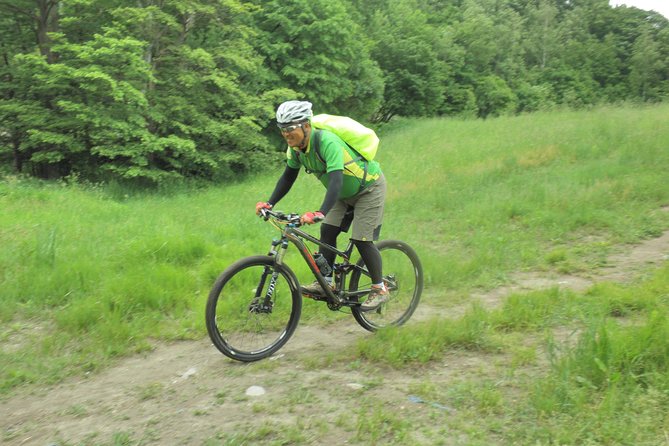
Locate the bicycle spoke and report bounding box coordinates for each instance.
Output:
[350,240,423,331]
[206,256,301,361]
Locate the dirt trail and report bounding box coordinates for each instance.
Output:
[2,228,669,446]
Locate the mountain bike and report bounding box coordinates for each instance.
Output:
[205,209,423,362]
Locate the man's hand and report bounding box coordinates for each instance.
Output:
[256,201,272,215]
[300,211,324,225]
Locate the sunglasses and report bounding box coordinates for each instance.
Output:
[277,123,304,133]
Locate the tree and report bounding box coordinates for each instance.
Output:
[449,0,525,116]
[1,0,294,182]
[361,0,447,122]
[524,0,560,70]
[475,75,517,117]
[107,0,288,180]
[629,28,665,101]
[0,0,60,63]
[250,0,383,121]
[0,33,157,179]
[2,0,669,181]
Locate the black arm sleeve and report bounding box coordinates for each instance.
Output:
[318,170,343,215]
[268,166,300,206]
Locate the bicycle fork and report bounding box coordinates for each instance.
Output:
[248,239,288,314]
[248,268,277,314]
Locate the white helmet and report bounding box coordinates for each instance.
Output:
[276,100,313,124]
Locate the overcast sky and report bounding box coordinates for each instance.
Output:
[609,1,669,19]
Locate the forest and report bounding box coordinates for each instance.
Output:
[1,0,668,183]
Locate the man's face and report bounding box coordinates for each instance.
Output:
[280,121,310,149]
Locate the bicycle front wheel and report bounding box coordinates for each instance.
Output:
[350,240,423,332]
[205,255,302,362]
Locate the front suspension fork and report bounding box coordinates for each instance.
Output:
[249,239,289,314]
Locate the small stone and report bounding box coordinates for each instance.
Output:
[181,367,197,379]
[245,385,266,396]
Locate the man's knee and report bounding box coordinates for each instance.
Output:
[320,223,341,243]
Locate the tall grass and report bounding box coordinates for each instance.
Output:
[1,103,669,393]
[382,104,669,287]
[524,265,669,444]
[355,261,669,444]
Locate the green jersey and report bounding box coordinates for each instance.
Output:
[286,129,382,199]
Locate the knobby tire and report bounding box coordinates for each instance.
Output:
[205,255,302,362]
[350,240,423,331]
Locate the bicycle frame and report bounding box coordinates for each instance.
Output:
[206,211,423,361]
[267,222,372,308]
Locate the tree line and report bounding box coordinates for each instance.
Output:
[1,0,667,183]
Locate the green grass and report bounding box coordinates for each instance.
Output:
[382,105,669,287]
[354,261,669,444]
[1,103,669,404]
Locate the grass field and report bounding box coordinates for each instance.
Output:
[1,103,669,444]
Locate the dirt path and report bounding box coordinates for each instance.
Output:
[2,229,669,446]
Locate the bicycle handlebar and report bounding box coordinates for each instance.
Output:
[259,209,326,228]
[259,208,302,226]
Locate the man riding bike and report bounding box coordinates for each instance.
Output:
[256,100,389,311]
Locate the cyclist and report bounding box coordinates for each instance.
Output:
[256,100,388,311]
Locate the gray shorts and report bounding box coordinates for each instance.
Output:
[323,174,386,241]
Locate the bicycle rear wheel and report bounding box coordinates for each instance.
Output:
[350,240,423,332]
[205,255,302,362]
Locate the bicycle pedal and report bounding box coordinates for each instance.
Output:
[301,290,328,302]
[301,286,336,296]
[358,302,387,314]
